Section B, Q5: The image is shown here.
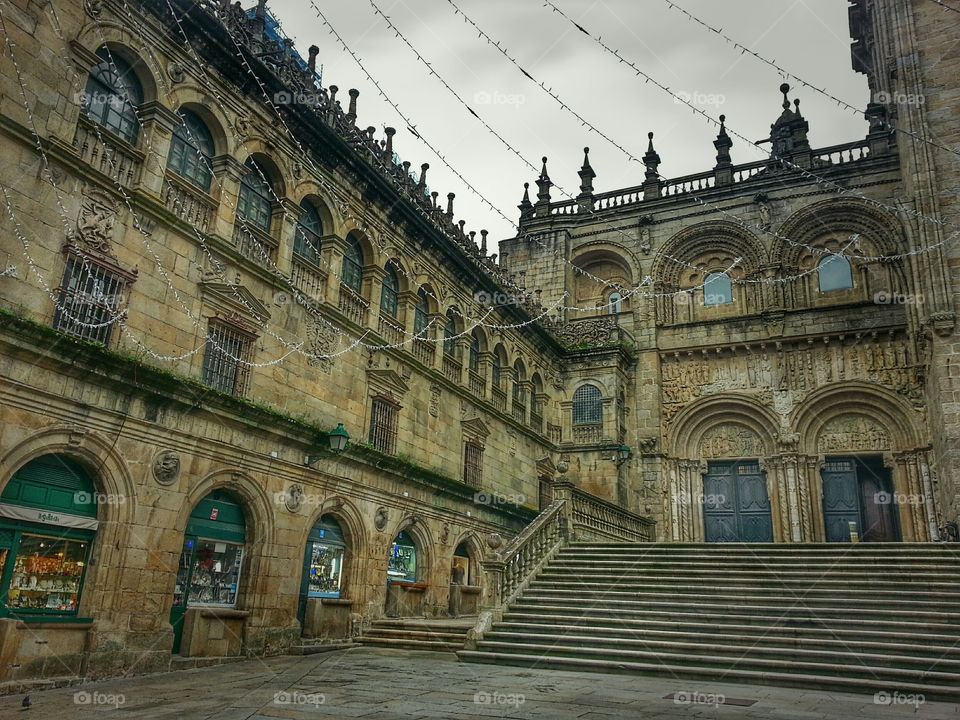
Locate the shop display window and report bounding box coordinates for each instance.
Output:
[387,532,417,583]
[305,542,343,598]
[4,535,88,613]
[174,538,243,607]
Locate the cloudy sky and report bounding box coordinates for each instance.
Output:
[268,0,868,243]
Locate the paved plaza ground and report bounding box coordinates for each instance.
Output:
[0,647,957,719]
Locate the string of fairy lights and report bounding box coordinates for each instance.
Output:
[660,0,960,161]
[0,0,953,373]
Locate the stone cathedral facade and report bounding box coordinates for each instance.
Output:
[0,0,955,687]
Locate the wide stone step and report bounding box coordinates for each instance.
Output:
[521,586,960,608]
[356,637,462,652]
[458,649,960,700]
[512,596,960,622]
[477,636,960,681]
[491,621,960,651]
[565,542,958,551]
[478,632,960,670]
[510,599,960,633]
[528,577,960,596]
[547,559,960,572]
[361,628,468,642]
[505,606,957,642]
[532,572,960,591]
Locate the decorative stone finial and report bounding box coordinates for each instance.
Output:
[714,114,733,170]
[578,146,596,197]
[446,192,455,220]
[518,181,533,222]
[535,156,552,213]
[308,46,319,74]
[642,132,661,198]
[384,126,395,158]
[346,88,359,122]
[480,229,488,254]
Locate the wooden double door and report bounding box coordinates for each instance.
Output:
[703,461,774,543]
[821,456,900,542]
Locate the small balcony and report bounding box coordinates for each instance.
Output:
[233,222,278,265]
[291,254,327,303]
[378,314,403,345]
[162,172,217,233]
[468,371,486,397]
[530,411,543,434]
[73,115,144,186]
[491,386,506,412]
[413,338,435,366]
[442,354,462,383]
[337,284,369,326]
[572,423,603,445]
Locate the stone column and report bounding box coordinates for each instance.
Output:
[137,101,182,199]
[276,197,304,277]
[210,155,246,242]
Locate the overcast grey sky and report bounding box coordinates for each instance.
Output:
[268,0,868,243]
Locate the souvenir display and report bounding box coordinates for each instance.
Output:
[174,539,243,606]
[5,535,87,612]
[305,542,343,598]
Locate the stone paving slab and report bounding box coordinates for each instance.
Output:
[0,647,957,719]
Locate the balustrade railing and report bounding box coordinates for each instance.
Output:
[511,403,525,423]
[233,223,277,265]
[571,487,655,542]
[337,284,368,325]
[571,423,603,445]
[162,172,217,232]
[291,255,327,303]
[469,482,655,647]
[468,371,486,397]
[442,354,462,383]
[73,116,144,186]
[413,338,435,366]
[378,315,403,345]
[491,386,507,412]
[529,411,543,434]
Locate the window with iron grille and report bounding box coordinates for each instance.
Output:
[463,442,483,488]
[53,253,128,346]
[201,321,253,396]
[368,397,399,455]
[572,384,603,425]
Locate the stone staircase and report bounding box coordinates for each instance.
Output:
[358,618,473,652]
[460,542,960,699]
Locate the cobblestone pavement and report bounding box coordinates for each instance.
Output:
[1,647,958,719]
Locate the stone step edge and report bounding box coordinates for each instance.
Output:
[457,650,960,700]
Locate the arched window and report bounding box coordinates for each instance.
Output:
[294,201,324,264]
[0,455,99,618]
[299,514,347,626]
[380,264,399,318]
[237,158,274,232]
[171,490,246,652]
[704,272,733,306]
[168,110,214,190]
[608,291,623,314]
[818,254,853,292]
[452,542,472,585]
[468,331,481,372]
[492,350,502,388]
[341,236,363,293]
[530,374,544,415]
[387,531,417,583]
[573,384,603,425]
[413,288,430,335]
[83,48,143,144]
[443,309,458,356]
[512,360,526,411]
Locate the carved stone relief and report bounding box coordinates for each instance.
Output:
[817,415,890,453]
[699,424,763,458]
[306,317,337,373]
[69,190,118,255]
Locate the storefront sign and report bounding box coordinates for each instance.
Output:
[0,503,99,531]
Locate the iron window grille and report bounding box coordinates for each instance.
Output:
[201,321,254,396]
[53,252,130,346]
[463,442,484,488]
[572,384,603,425]
[368,397,399,455]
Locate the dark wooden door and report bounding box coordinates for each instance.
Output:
[704,461,773,542]
[821,457,900,542]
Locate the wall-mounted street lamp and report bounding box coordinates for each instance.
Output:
[614,444,631,465]
[304,423,350,466]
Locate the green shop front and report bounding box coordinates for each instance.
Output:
[0,456,98,683]
[298,515,352,640]
[170,490,248,657]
